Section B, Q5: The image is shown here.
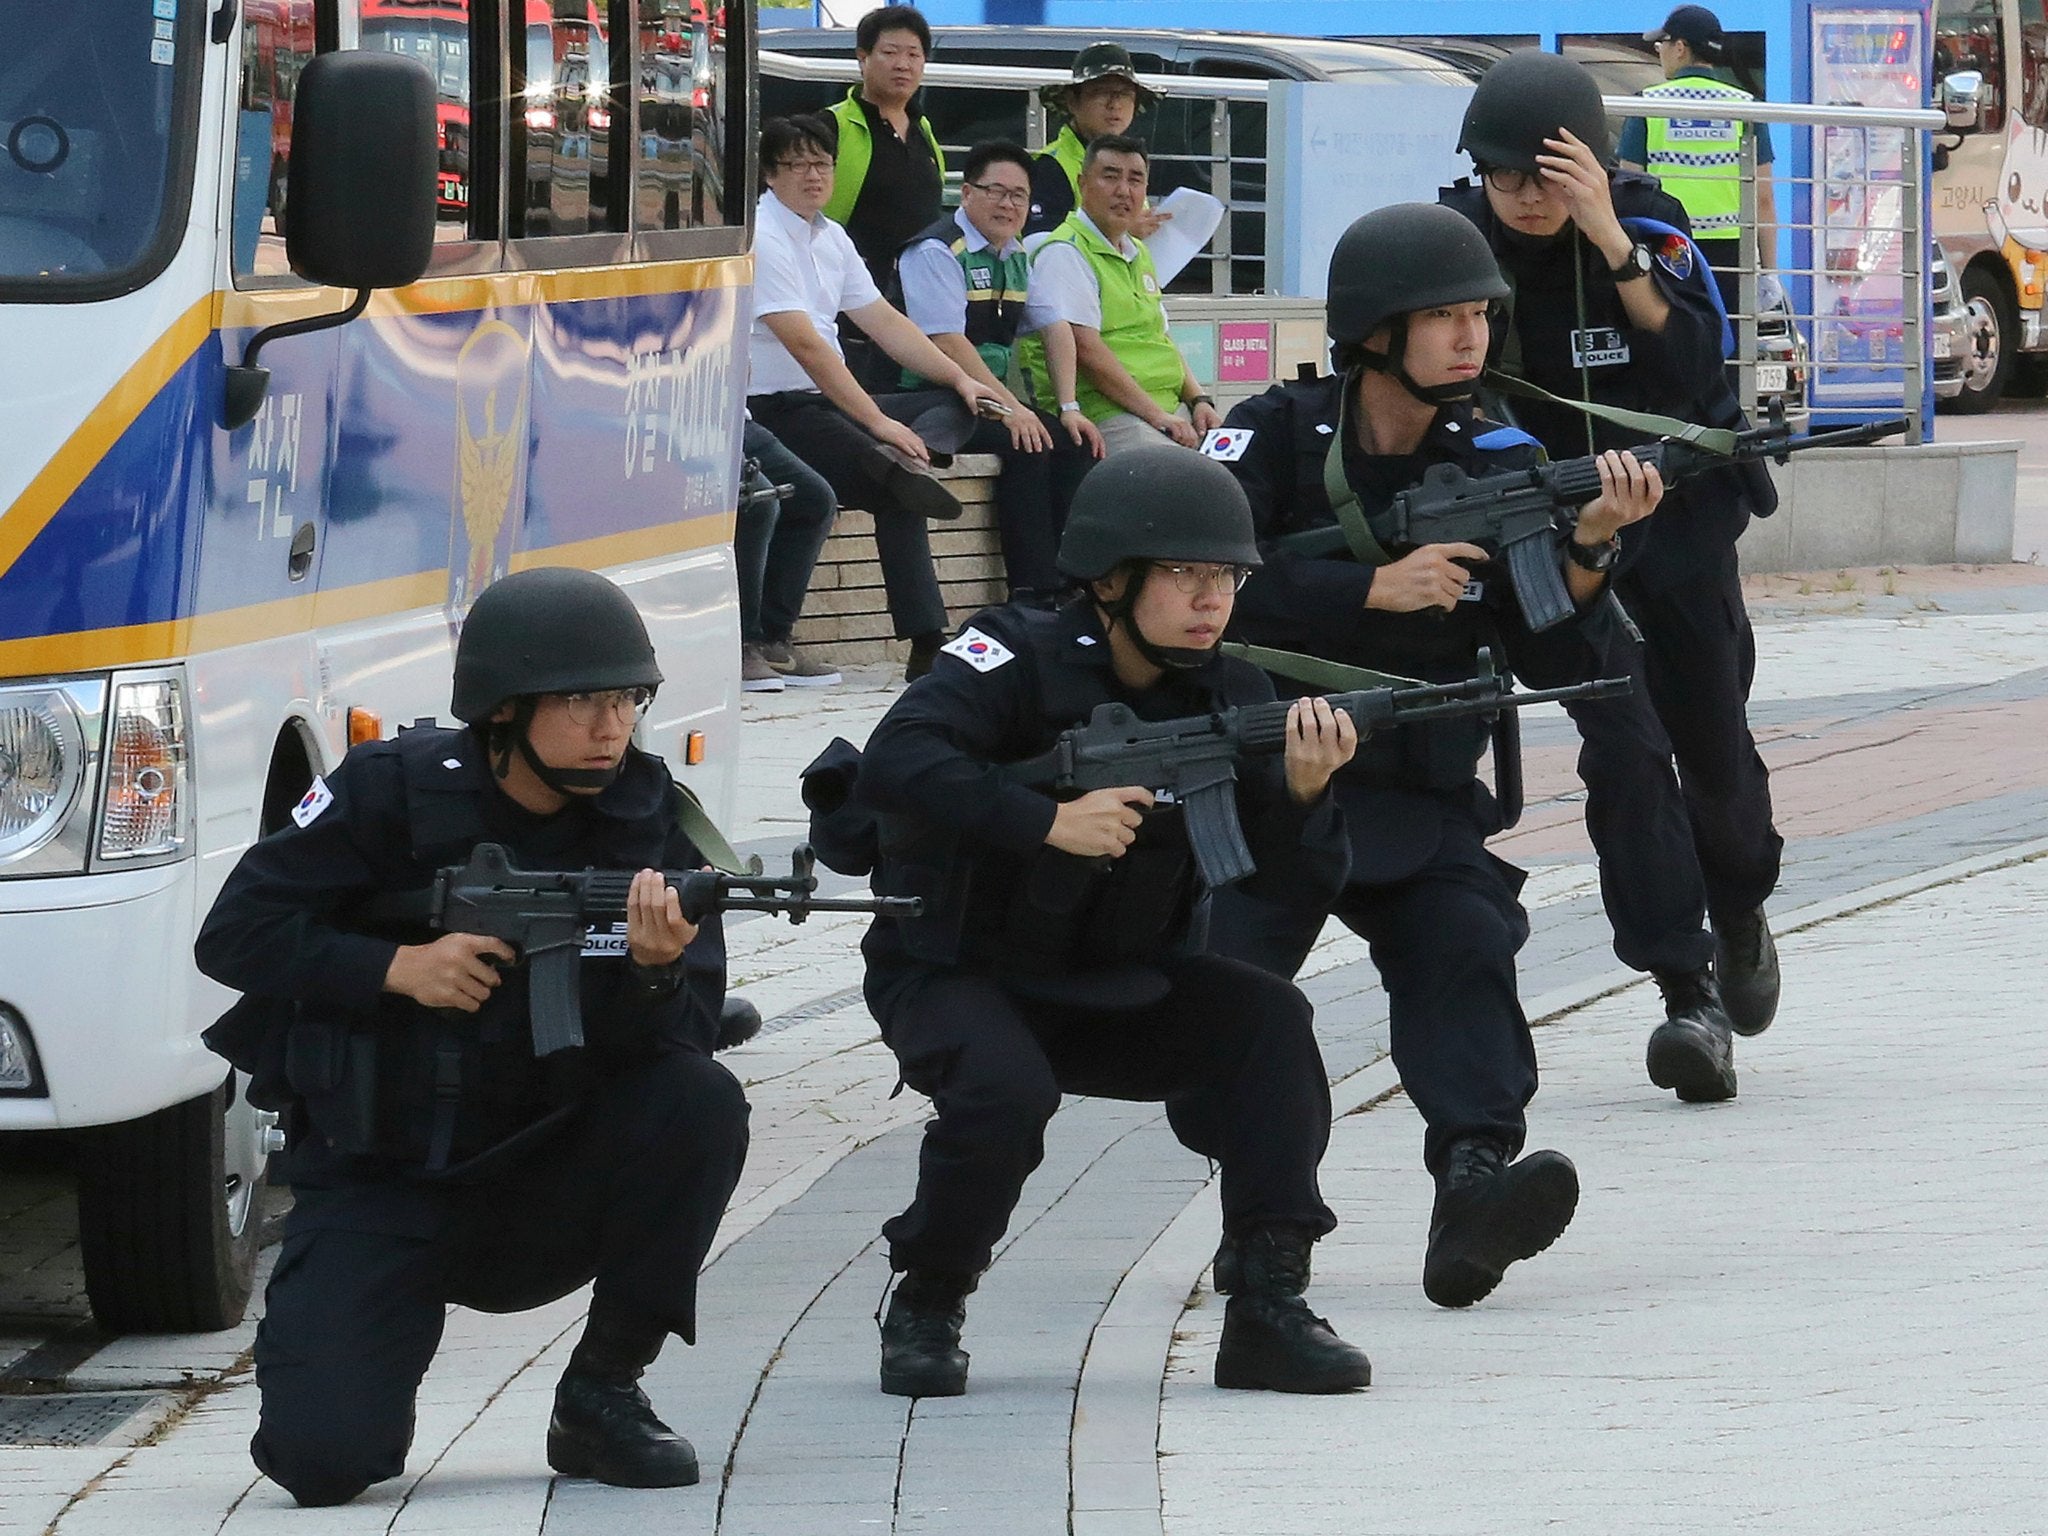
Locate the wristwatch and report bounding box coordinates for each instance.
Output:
[1609,243,1654,283]
[629,956,686,999]
[1059,401,1082,415]
[1564,534,1621,572]
[1188,394,1217,409]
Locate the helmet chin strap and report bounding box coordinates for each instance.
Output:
[493,697,623,795]
[1356,316,1478,407]
[1103,566,1219,673]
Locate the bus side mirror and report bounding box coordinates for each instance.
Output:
[1939,71,1985,133]
[223,51,438,431]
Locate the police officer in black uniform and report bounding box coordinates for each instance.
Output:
[1208,204,1662,1307]
[856,447,1371,1397]
[195,568,750,1506]
[1440,49,1784,1102]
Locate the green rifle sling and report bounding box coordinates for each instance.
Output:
[671,781,760,876]
[1219,640,1422,693]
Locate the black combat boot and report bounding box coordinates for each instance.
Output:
[1213,1225,1371,1393]
[1647,968,1739,1102]
[878,1269,976,1398]
[1713,908,1780,1038]
[1422,1137,1580,1309]
[547,1308,698,1488]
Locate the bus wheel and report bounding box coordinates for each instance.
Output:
[76,1077,276,1333]
[1950,265,2015,413]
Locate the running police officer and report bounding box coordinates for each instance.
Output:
[1441,49,1784,1102]
[1208,204,1662,1307]
[195,569,749,1506]
[855,447,1371,1397]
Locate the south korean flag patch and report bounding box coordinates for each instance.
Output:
[1654,234,1695,282]
[940,626,1016,673]
[290,776,335,828]
[1200,427,1254,461]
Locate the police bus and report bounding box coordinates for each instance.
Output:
[0,0,753,1331]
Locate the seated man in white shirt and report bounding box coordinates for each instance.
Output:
[747,114,1004,682]
[889,141,1103,603]
[1016,136,1223,457]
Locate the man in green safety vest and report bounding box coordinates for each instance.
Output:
[1621,5,1777,316]
[1026,42,1166,241]
[1017,136,1223,456]
[821,6,947,293]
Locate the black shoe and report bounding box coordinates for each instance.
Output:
[1209,1231,1242,1295]
[1714,908,1780,1037]
[876,446,963,520]
[715,994,763,1050]
[879,1269,974,1397]
[1647,969,1739,1103]
[1422,1139,1579,1309]
[546,1372,699,1488]
[1210,1225,1369,1394]
[903,632,945,684]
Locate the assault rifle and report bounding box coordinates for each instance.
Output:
[1003,654,1631,889]
[375,844,919,1057]
[1287,415,1908,633]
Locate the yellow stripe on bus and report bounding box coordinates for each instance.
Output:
[0,296,215,581]
[215,253,755,329]
[0,520,738,676]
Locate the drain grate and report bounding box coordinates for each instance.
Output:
[0,1391,166,1447]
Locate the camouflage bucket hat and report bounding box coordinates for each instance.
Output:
[1038,41,1161,114]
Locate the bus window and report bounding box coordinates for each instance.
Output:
[233,0,319,280]
[637,0,714,229]
[359,0,477,242]
[519,1,618,236]
[0,0,203,297]
[1935,0,2006,133]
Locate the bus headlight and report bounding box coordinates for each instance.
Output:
[97,675,190,864]
[0,688,87,866]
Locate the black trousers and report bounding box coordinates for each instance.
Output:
[879,389,1095,597]
[747,389,949,640]
[877,956,1337,1276]
[250,1051,749,1508]
[1571,553,1783,973]
[1208,800,1536,1179]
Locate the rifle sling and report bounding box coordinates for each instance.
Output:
[1320,373,1396,569]
[672,781,760,876]
[1219,641,1422,694]
[1483,369,1743,456]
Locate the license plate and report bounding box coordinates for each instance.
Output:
[1932,331,1955,359]
[1755,363,1789,393]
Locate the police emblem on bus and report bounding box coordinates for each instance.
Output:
[450,319,531,612]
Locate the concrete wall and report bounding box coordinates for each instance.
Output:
[1737,438,2020,573]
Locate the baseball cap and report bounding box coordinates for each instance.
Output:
[1646,5,1728,55]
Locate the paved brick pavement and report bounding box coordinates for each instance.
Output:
[5,583,2048,1536]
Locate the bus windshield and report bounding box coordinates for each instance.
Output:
[0,0,198,296]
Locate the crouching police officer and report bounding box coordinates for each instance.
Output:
[1442,49,1785,1102]
[855,446,1370,1396]
[1208,204,1661,1307]
[195,568,749,1506]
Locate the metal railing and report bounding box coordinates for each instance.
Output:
[761,50,1939,432]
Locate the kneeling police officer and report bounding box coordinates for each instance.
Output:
[1209,204,1661,1306]
[854,446,1370,1396]
[196,568,750,1506]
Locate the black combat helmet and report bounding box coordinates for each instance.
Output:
[452,566,662,723]
[1326,203,1510,346]
[1057,446,1263,582]
[1458,49,1613,171]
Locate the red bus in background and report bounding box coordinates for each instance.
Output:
[360,0,475,216]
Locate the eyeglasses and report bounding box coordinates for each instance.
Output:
[555,687,653,725]
[1481,166,1544,195]
[775,157,834,176]
[1151,562,1251,595]
[965,179,1030,206]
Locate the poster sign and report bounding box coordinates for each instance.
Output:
[1218,321,1274,383]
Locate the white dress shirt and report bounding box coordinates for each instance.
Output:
[748,188,883,397]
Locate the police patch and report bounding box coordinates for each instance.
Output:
[1655,234,1695,281]
[941,626,1016,673]
[583,921,632,958]
[290,776,334,828]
